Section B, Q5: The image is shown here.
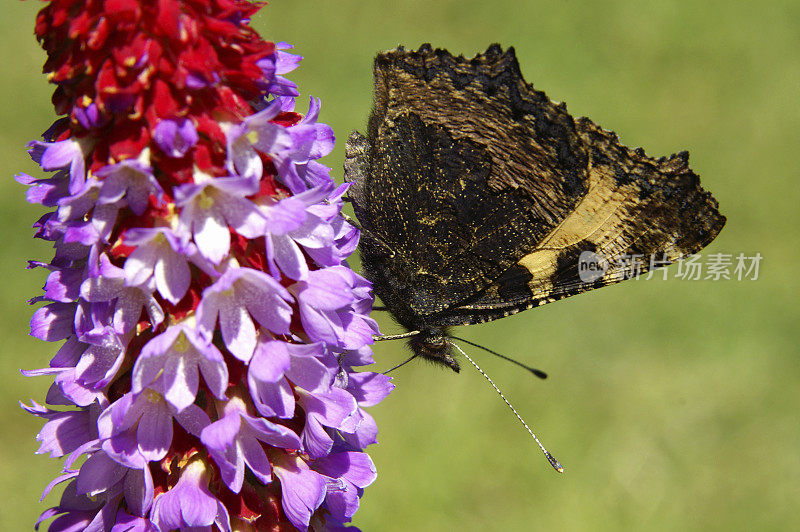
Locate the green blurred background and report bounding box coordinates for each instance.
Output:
[2,1,798,530]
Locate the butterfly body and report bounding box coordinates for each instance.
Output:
[345,44,725,371]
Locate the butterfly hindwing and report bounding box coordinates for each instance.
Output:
[433,118,726,326]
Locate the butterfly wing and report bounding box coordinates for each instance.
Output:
[345,44,725,329]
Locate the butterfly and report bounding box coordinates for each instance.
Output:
[344,43,725,372]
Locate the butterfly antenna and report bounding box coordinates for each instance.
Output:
[381,354,418,374]
[450,342,564,474]
[450,336,548,379]
[373,331,421,341]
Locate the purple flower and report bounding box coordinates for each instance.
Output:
[16,171,69,207]
[80,254,164,334]
[200,398,301,492]
[74,452,153,518]
[150,459,230,532]
[152,118,198,158]
[36,458,153,532]
[174,175,267,264]
[296,385,359,459]
[27,138,87,194]
[261,185,339,280]
[122,227,193,304]
[21,401,98,458]
[313,451,378,523]
[196,267,293,361]
[97,389,210,466]
[225,99,286,181]
[226,97,334,193]
[94,151,164,215]
[247,340,332,418]
[132,324,228,411]
[274,98,336,193]
[35,477,105,532]
[290,266,379,349]
[339,370,394,450]
[272,453,327,531]
[21,4,391,528]
[258,42,302,97]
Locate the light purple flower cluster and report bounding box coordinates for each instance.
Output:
[19,2,392,530]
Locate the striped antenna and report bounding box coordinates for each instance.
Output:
[450,341,564,474]
[373,331,421,341]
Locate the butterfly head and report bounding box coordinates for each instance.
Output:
[408,327,460,373]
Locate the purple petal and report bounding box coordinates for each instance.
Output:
[200,410,244,491]
[219,304,257,362]
[296,270,354,310]
[301,97,321,124]
[273,455,326,531]
[302,415,334,459]
[153,118,198,158]
[30,302,75,342]
[42,265,84,302]
[174,404,211,438]
[285,350,331,392]
[150,459,230,532]
[341,410,379,449]
[271,234,308,280]
[22,402,95,458]
[249,339,292,383]
[136,394,173,461]
[275,47,303,75]
[154,243,191,304]
[347,372,394,407]
[75,452,125,497]
[193,207,230,264]
[132,326,182,391]
[315,452,377,489]
[95,157,162,215]
[297,304,340,345]
[122,466,154,517]
[243,414,302,450]
[134,325,228,411]
[263,195,307,234]
[249,377,294,418]
[238,432,272,484]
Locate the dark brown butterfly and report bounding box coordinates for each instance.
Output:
[345,43,725,372]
